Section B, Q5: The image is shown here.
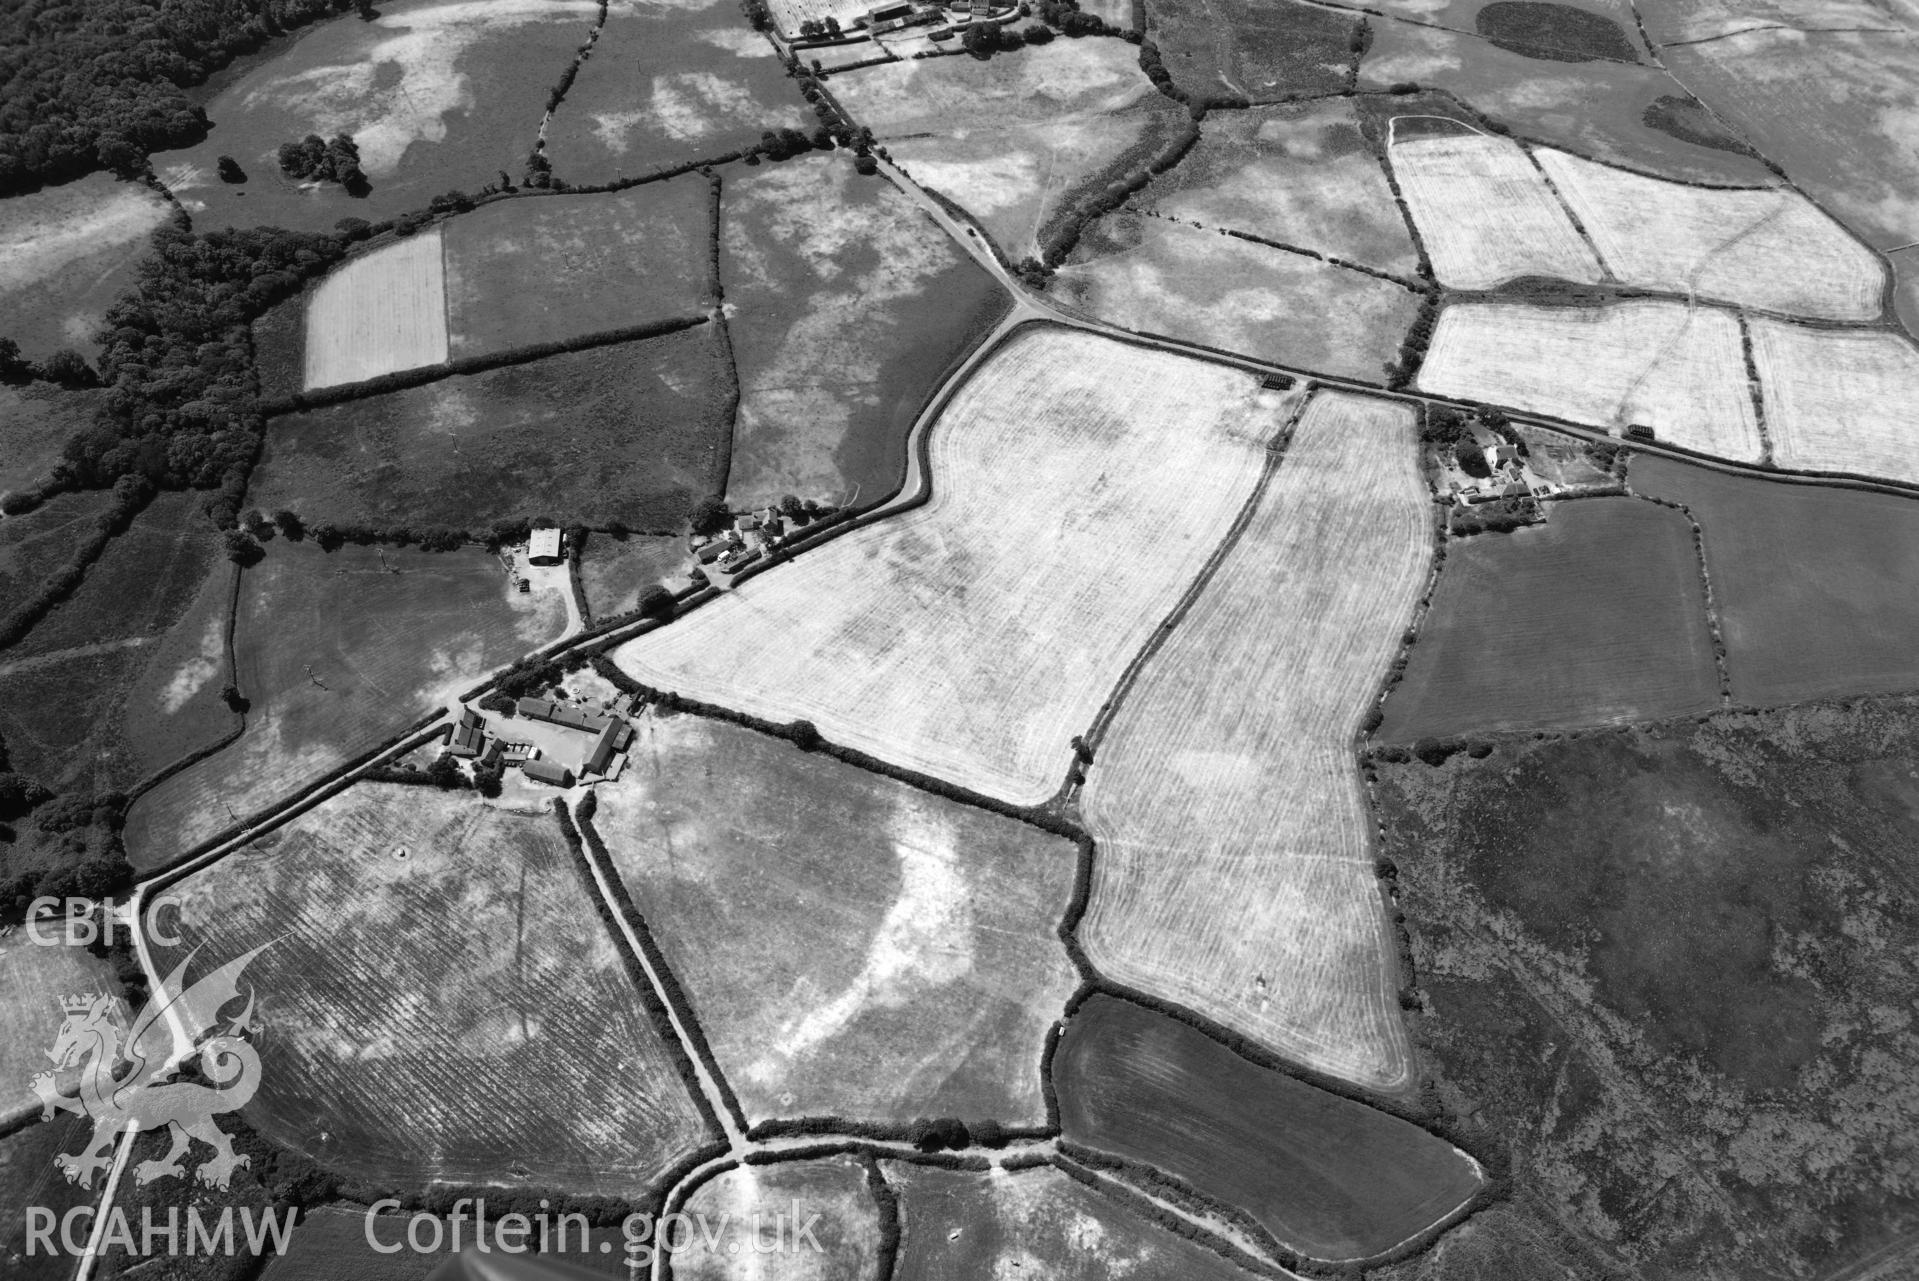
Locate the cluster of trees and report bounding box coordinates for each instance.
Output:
[276,132,367,192]
[1387,291,1441,389]
[0,338,99,392]
[794,15,842,38]
[0,784,134,927]
[961,19,1060,56]
[0,474,153,647]
[1373,736,1494,767]
[0,0,354,193]
[739,0,773,29]
[1035,0,1112,36]
[755,126,830,162]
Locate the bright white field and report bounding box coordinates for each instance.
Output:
[1079,392,1431,1094]
[303,230,449,390]
[1535,148,1885,321]
[613,327,1295,805]
[0,930,119,1121]
[1389,129,1603,288]
[1751,320,1919,483]
[1417,300,1764,461]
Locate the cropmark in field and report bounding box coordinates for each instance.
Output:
[302,230,449,391]
[590,712,1078,1125]
[124,543,566,870]
[156,784,712,1193]
[673,1157,880,1280]
[1749,320,1919,486]
[1053,211,1421,381]
[1417,300,1763,461]
[615,326,1295,806]
[1144,0,1362,103]
[1078,391,1432,1093]
[0,174,169,362]
[1534,148,1885,320]
[0,931,121,1124]
[721,153,1008,510]
[1387,123,1603,288]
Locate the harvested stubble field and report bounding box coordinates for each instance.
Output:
[1139,101,1419,276]
[676,1157,880,1280]
[1533,148,1885,320]
[1387,126,1601,288]
[1633,455,1919,706]
[1144,0,1362,102]
[833,41,1186,262]
[1054,996,1483,1263]
[1372,700,1919,1278]
[442,181,710,358]
[256,325,733,530]
[0,174,169,362]
[0,932,120,1121]
[1077,391,1431,1093]
[1417,300,1763,460]
[154,0,600,234]
[157,784,711,1193]
[0,385,102,499]
[1053,211,1421,381]
[614,327,1293,806]
[1748,320,1919,485]
[882,1159,1253,1281]
[123,543,565,870]
[0,1118,104,1281]
[302,231,448,391]
[1379,497,1719,741]
[591,712,1079,1124]
[546,0,808,185]
[721,153,1008,511]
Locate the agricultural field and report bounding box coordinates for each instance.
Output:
[589,712,1078,1124]
[301,231,448,391]
[721,153,1008,511]
[1633,455,1919,706]
[578,533,689,619]
[1054,996,1483,1263]
[883,1160,1253,1281]
[1416,300,1763,460]
[442,180,711,358]
[0,1118,106,1281]
[1053,212,1421,380]
[123,542,565,870]
[153,0,601,234]
[0,491,113,612]
[1387,126,1602,288]
[255,325,734,530]
[545,0,809,185]
[674,1157,880,1280]
[1748,320,1919,485]
[119,562,240,782]
[832,41,1187,262]
[0,930,120,1122]
[0,175,169,363]
[1137,101,1419,276]
[1371,700,1919,1278]
[1077,392,1431,1093]
[1379,497,1720,741]
[1143,0,1362,103]
[1470,0,1644,61]
[156,784,712,1193]
[0,385,102,500]
[1534,148,1886,320]
[613,326,1293,806]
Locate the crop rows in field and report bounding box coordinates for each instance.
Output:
[1078,390,1433,1093]
[1749,320,1919,485]
[303,231,449,390]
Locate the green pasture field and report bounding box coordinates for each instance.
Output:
[0,491,113,609]
[1374,698,1919,1277]
[442,180,711,358]
[720,153,1007,510]
[589,711,1080,1126]
[0,1118,107,1281]
[1379,497,1720,742]
[122,542,565,870]
[120,561,240,783]
[157,784,713,1194]
[1052,995,1482,1263]
[676,1156,880,1280]
[1632,457,1919,705]
[1145,0,1361,103]
[545,1,808,185]
[883,1160,1252,1281]
[151,0,599,234]
[250,325,734,532]
[0,174,169,363]
[0,385,104,498]
[577,532,687,618]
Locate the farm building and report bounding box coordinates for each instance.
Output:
[521,757,574,788]
[449,708,487,758]
[584,718,636,776]
[528,528,564,565]
[516,696,605,732]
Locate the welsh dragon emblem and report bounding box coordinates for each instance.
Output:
[32,944,270,1191]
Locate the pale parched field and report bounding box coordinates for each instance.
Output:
[303,230,449,390]
[1534,148,1886,321]
[1078,391,1432,1094]
[1417,300,1764,462]
[1388,128,1603,289]
[675,1157,880,1281]
[1750,320,1919,484]
[0,931,119,1122]
[614,326,1293,805]
[0,174,170,360]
